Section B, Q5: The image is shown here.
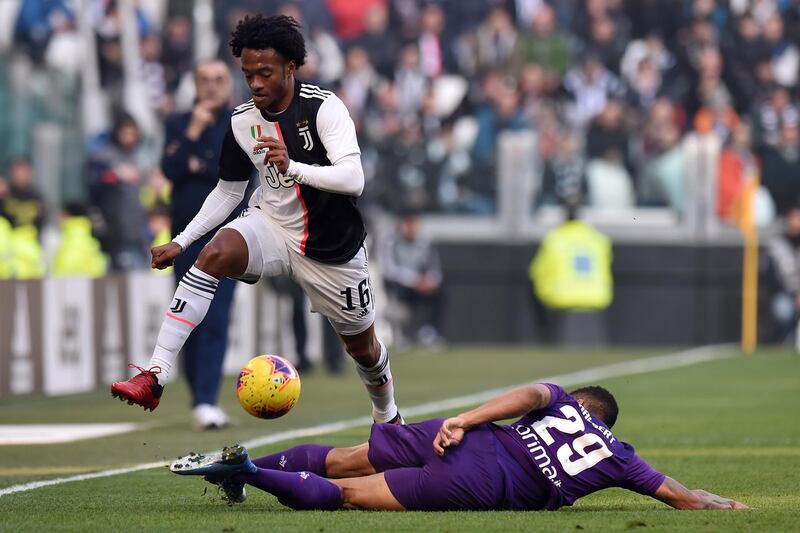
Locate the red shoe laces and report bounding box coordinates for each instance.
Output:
[127,363,162,376]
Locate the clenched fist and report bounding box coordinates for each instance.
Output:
[151,242,183,270]
[253,136,290,173]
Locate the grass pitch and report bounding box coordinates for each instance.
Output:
[0,346,798,532]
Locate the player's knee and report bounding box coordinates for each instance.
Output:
[196,239,244,278]
[195,243,228,278]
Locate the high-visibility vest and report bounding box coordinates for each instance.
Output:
[0,217,13,279]
[11,225,46,279]
[52,216,108,278]
[530,220,613,310]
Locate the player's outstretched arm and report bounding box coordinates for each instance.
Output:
[433,384,551,456]
[652,476,748,510]
[165,178,248,261]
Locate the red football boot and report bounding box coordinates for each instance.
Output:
[111,364,164,411]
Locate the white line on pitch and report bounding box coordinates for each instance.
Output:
[0,344,734,497]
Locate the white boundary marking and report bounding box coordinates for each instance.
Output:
[0,345,733,497]
[0,423,143,445]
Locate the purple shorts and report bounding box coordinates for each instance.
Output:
[368,418,509,511]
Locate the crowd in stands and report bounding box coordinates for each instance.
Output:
[3,0,800,276]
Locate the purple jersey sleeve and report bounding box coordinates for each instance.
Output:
[540,383,566,410]
[621,454,666,495]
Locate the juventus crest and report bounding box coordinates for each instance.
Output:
[298,125,314,151]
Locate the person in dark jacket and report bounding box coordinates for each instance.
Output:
[161,60,249,429]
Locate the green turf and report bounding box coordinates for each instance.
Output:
[0,346,798,532]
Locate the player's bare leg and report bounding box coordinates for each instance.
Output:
[325,443,376,478]
[111,229,249,410]
[341,325,402,424]
[331,473,405,511]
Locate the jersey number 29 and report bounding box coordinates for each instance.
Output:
[531,405,613,476]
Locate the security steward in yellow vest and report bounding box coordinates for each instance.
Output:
[0,216,13,279]
[52,214,108,278]
[10,224,46,279]
[530,207,612,311]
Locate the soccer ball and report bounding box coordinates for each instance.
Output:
[236,355,301,419]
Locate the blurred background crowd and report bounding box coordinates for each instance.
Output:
[1,0,800,275]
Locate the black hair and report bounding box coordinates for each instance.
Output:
[570,385,619,428]
[229,14,306,66]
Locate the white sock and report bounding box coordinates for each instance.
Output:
[355,340,398,422]
[149,266,218,381]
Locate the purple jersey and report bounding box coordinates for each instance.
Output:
[493,384,665,510]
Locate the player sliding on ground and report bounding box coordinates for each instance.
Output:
[170,383,747,511]
[111,14,401,424]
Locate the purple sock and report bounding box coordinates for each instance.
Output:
[235,469,342,510]
[252,444,333,476]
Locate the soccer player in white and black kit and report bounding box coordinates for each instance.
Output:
[111,15,402,424]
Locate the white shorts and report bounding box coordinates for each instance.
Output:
[222,207,375,336]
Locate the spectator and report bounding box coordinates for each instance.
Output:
[538,131,585,207]
[364,81,402,145]
[276,3,344,85]
[761,124,800,214]
[586,148,636,210]
[717,122,758,224]
[766,205,800,344]
[161,60,245,430]
[418,3,457,77]
[472,76,527,177]
[379,212,445,348]
[140,34,169,116]
[686,46,733,125]
[161,16,193,93]
[13,0,74,64]
[326,0,385,41]
[375,121,440,213]
[620,32,677,109]
[2,158,45,233]
[509,3,571,85]
[721,13,770,111]
[353,2,398,79]
[586,99,631,173]
[755,85,799,147]
[338,45,380,124]
[394,42,428,117]
[87,111,153,271]
[563,53,626,128]
[640,122,686,213]
[682,109,723,222]
[464,6,517,75]
[762,12,799,89]
[579,16,628,75]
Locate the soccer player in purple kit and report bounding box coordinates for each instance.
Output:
[171,383,747,511]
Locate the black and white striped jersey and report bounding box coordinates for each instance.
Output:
[218,80,366,264]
